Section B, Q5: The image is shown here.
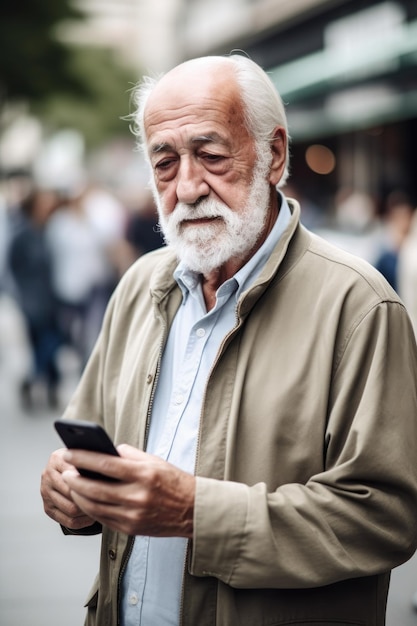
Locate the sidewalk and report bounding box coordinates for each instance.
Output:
[0,293,416,625]
[0,294,100,626]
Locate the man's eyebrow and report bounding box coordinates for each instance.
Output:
[150,142,173,155]
[191,133,226,145]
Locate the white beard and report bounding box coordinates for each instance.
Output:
[154,145,273,275]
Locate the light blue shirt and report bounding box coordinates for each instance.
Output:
[121,195,291,626]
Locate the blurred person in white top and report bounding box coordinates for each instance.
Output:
[398,206,417,337]
[46,183,125,366]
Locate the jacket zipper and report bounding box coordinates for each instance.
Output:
[116,535,135,626]
[116,311,168,625]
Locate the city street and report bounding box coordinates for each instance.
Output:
[0,292,416,625]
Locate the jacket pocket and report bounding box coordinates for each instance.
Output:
[83,574,99,626]
[84,573,99,608]
[273,622,363,626]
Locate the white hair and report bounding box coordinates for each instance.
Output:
[130,54,290,187]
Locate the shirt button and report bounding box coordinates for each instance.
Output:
[174,394,184,405]
[129,593,138,606]
[196,327,205,337]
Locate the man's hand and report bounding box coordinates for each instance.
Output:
[40,448,97,530]
[60,444,196,537]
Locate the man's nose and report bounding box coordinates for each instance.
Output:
[176,159,209,205]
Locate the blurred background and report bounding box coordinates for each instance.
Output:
[0,0,416,624]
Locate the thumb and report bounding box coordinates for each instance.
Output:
[117,443,146,461]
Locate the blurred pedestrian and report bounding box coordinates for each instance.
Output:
[315,188,384,264]
[0,193,8,291]
[8,188,62,408]
[124,189,164,260]
[398,206,417,337]
[46,189,113,369]
[78,182,128,356]
[374,191,414,292]
[400,212,417,626]
[281,182,324,230]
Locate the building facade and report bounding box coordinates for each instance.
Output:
[181,0,417,219]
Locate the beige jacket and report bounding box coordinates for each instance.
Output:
[63,200,417,626]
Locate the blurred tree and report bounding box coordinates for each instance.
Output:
[0,1,138,149]
[0,0,89,103]
[36,47,137,148]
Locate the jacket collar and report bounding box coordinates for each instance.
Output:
[149,198,307,310]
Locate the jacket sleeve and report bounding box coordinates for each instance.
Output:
[62,522,103,536]
[191,300,417,588]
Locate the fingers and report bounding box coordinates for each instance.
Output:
[63,449,126,482]
[40,449,96,530]
[61,468,135,534]
[117,443,146,460]
[44,488,96,530]
[60,451,195,538]
[62,468,119,504]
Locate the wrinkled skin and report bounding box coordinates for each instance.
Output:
[41,445,195,537]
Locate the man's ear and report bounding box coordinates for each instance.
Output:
[269,126,287,186]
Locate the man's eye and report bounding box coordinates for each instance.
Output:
[203,154,223,162]
[153,158,178,182]
[155,158,175,170]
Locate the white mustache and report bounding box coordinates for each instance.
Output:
[173,200,230,225]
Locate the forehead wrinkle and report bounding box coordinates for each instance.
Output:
[149,132,229,156]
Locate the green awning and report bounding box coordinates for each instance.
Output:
[269,16,417,140]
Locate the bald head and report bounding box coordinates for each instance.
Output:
[131,54,290,187]
[151,56,236,89]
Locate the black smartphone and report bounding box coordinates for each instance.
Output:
[54,418,120,481]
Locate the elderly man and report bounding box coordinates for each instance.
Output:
[41,55,417,626]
